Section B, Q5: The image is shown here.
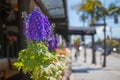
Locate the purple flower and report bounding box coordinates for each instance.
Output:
[54,36,58,48]
[48,36,58,51]
[23,8,46,41]
[28,10,46,40]
[23,7,53,42]
[43,16,52,41]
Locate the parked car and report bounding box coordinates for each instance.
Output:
[101,48,111,55]
[97,47,104,52]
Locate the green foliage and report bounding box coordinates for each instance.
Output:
[112,40,119,48]
[14,41,68,80]
[59,41,66,49]
[74,38,81,46]
[96,39,102,44]
[78,0,102,13]
[108,3,120,16]
[97,39,120,48]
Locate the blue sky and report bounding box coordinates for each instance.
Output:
[67,0,120,42]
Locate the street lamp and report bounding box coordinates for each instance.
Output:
[102,6,119,67]
[103,15,107,67]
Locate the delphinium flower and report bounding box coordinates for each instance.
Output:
[28,9,46,41]
[23,7,52,41]
[48,35,58,51]
[22,12,30,39]
[43,16,52,42]
[54,35,58,48]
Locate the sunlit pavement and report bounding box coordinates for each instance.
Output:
[69,47,120,80]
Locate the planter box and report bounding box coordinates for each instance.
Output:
[61,63,71,80]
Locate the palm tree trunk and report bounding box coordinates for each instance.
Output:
[91,12,96,64]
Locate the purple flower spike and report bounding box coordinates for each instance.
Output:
[23,8,46,41]
[48,36,58,51]
[43,16,52,41]
[28,10,46,41]
[23,7,52,42]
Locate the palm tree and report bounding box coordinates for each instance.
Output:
[77,0,103,26]
[77,0,104,64]
[77,0,120,67]
[108,3,120,23]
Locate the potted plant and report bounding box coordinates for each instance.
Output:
[14,7,70,80]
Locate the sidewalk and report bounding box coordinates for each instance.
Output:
[70,59,120,80]
[69,48,120,80]
[111,52,120,58]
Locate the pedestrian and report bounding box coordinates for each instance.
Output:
[74,46,80,60]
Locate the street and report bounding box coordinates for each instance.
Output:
[70,47,120,80]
